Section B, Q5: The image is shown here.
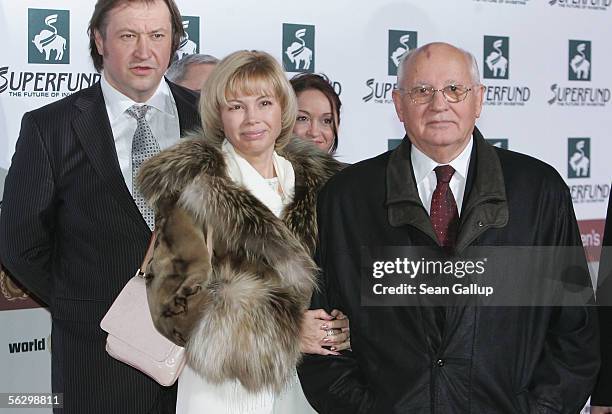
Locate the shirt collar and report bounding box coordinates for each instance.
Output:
[100,73,175,122]
[410,135,473,184]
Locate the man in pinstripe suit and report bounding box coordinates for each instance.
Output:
[0,0,199,412]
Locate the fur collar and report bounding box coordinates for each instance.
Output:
[138,131,342,255]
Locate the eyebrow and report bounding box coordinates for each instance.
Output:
[227,95,274,103]
[298,109,333,116]
[412,79,462,85]
[117,27,169,33]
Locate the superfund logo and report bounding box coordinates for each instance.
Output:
[0,66,100,98]
[283,23,315,73]
[363,29,417,105]
[482,36,530,107]
[548,40,610,107]
[28,9,69,64]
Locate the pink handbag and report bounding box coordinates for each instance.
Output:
[100,235,186,386]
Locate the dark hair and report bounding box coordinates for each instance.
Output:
[88,0,185,72]
[290,73,341,153]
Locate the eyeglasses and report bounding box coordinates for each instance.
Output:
[396,84,474,104]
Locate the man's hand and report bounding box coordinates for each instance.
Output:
[591,407,612,414]
[301,309,350,355]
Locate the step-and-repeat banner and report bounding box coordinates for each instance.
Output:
[1,0,610,412]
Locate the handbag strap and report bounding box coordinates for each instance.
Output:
[137,232,157,279]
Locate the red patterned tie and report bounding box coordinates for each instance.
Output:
[430,165,459,248]
[430,165,458,336]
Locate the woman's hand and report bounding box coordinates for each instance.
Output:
[591,407,612,414]
[300,308,350,356]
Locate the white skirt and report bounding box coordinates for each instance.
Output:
[176,365,317,414]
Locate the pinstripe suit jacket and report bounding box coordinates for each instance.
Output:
[0,80,200,413]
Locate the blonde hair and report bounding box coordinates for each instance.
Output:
[199,50,297,149]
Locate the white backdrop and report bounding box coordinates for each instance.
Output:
[1,0,610,412]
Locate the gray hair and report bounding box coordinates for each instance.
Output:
[166,53,219,83]
[396,43,481,89]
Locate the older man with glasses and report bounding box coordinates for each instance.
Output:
[298,42,599,413]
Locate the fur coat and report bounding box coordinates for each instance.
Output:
[137,133,341,393]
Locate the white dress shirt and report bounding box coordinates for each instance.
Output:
[410,137,473,216]
[100,74,181,195]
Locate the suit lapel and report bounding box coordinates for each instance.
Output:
[167,79,200,136]
[72,83,149,233]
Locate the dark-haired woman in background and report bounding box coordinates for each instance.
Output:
[290,73,341,154]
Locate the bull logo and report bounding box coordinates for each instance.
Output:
[484,36,509,80]
[282,24,315,73]
[388,30,417,76]
[32,15,66,61]
[175,17,199,60]
[285,29,313,70]
[568,138,591,178]
[28,9,69,64]
[390,34,411,68]
[569,41,591,81]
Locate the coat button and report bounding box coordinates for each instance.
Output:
[436,359,445,367]
[477,221,484,227]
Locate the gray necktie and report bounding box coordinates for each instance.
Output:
[127,104,160,230]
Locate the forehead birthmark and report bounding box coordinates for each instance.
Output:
[419,44,435,60]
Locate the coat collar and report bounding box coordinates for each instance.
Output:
[386,127,508,251]
[71,80,199,236]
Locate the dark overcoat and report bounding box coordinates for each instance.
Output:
[299,128,600,414]
[593,192,612,405]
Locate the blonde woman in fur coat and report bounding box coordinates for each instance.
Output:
[137,50,349,413]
